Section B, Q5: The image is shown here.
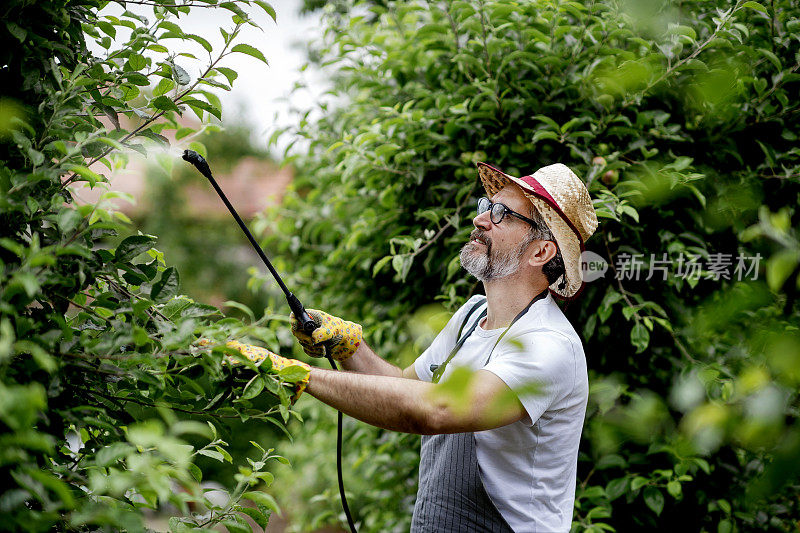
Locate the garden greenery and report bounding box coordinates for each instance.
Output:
[0,1,305,531]
[2,0,800,531]
[265,0,800,531]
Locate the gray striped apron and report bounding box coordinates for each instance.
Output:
[410,431,514,532]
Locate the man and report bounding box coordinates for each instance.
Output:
[229,162,597,532]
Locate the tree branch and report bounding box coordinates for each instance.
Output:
[62,22,242,187]
[411,182,476,259]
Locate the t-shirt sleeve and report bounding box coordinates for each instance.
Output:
[413,295,485,382]
[482,330,576,426]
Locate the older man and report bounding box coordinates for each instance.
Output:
[232,162,597,531]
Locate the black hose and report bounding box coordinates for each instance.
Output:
[326,354,357,533]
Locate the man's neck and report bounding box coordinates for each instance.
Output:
[481,275,550,330]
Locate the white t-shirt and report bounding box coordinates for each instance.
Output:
[413,293,588,533]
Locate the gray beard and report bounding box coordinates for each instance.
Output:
[460,240,524,282]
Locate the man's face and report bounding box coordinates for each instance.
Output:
[460,185,534,282]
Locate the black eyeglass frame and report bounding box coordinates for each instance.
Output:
[477,196,540,228]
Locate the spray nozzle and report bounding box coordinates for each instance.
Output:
[182,149,212,178]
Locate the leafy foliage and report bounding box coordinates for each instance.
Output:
[0,0,299,531]
[265,0,800,531]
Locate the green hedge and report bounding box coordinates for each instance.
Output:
[0,1,298,530]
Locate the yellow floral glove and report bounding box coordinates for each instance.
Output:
[290,309,362,361]
[196,339,311,402]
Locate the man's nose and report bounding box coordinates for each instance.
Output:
[474,209,492,231]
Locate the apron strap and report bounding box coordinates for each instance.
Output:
[484,288,548,365]
[431,297,487,384]
[431,289,549,383]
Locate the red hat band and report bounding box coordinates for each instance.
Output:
[518,175,585,245]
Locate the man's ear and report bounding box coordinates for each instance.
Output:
[527,240,558,267]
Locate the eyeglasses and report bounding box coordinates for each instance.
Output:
[477,197,540,228]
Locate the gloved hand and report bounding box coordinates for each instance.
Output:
[290,309,362,361]
[197,339,311,402]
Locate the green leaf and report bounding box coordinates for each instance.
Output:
[95,442,133,467]
[188,462,202,482]
[220,1,248,16]
[216,446,233,463]
[159,20,184,35]
[151,95,181,113]
[631,476,649,491]
[137,129,170,146]
[97,21,116,38]
[741,1,768,12]
[182,97,221,120]
[606,477,628,501]
[630,322,650,353]
[231,44,269,65]
[254,1,277,22]
[392,254,413,280]
[643,486,664,515]
[216,66,238,85]
[242,491,280,513]
[27,470,75,509]
[766,250,800,291]
[198,448,225,462]
[153,78,175,96]
[667,480,682,498]
[67,165,103,186]
[221,519,251,533]
[180,303,221,317]
[186,33,212,52]
[372,255,392,276]
[241,376,265,400]
[57,208,82,233]
[6,22,28,42]
[133,326,149,346]
[168,517,194,533]
[175,127,195,140]
[127,421,164,448]
[533,114,560,130]
[188,141,207,158]
[115,235,157,262]
[27,147,44,165]
[278,365,309,382]
[126,53,147,71]
[151,267,180,302]
[758,48,781,71]
[131,107,151,120]
[619,204,639,222]
[532,130,560,143]
[238,507,269,528]
[255,471,274,486]
[172,63,191,85]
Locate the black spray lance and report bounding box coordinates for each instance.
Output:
[181,149,316,332]
[181,149,357,533]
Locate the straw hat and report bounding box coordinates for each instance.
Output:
[477,162,598,299]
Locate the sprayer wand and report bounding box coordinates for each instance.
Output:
[181,149,358,533]
[181,149,316,333]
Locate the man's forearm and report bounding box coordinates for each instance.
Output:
[339,341,403,377]
[306,367,443,434]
